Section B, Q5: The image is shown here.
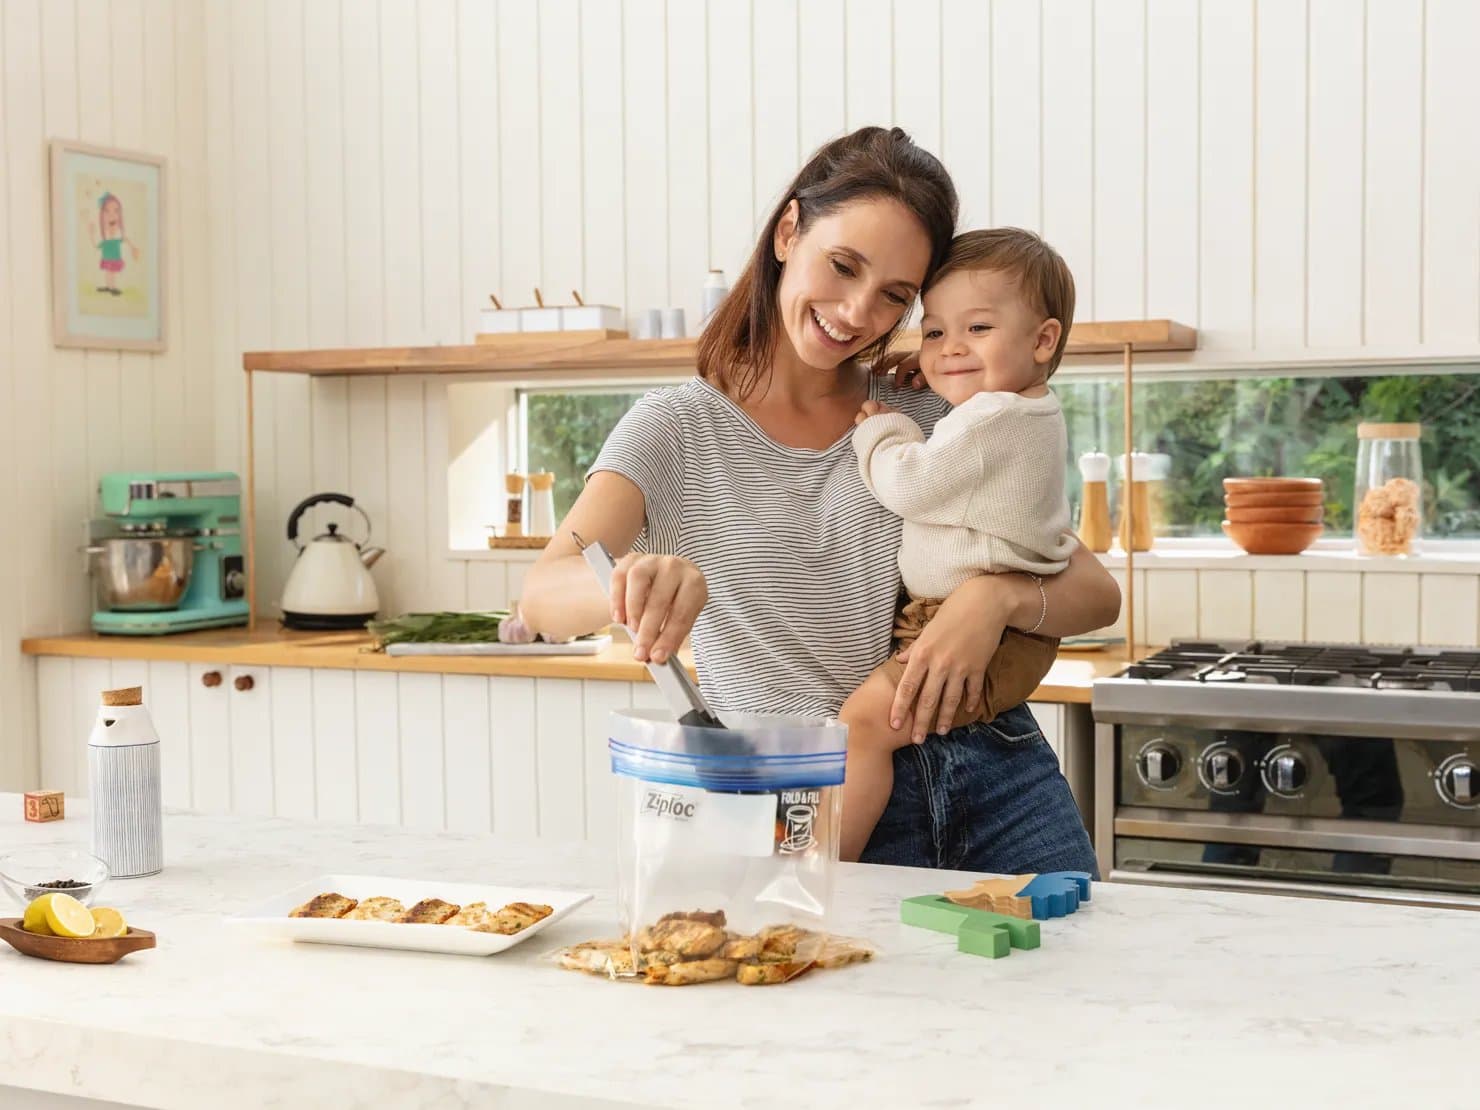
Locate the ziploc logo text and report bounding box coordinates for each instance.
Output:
[644,788,697,821]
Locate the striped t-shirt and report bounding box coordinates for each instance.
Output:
[590,375,948,719]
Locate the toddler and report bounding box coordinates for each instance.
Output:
[840,228,1078,861]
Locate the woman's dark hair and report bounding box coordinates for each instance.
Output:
[697,126,958,398]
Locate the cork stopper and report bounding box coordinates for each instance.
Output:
[529,471,555,491]
[505,473,527,494]
[100,686,143,707]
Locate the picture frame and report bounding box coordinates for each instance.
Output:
[49,139,167,352]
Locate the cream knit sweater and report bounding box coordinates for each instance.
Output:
[853,390,1075,598]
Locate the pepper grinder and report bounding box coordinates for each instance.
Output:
[1077,451,1112,553]
[504,473,527,537]
[88,686,163,878]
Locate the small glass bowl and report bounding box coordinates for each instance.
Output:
[0,849,110,909]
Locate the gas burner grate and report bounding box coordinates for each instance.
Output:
[1124,640,1480,691]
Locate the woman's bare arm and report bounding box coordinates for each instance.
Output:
[999,542,1121,637]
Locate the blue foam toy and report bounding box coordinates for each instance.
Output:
[1015,871,1093,919]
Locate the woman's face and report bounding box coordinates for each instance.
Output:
[772,196,933,370]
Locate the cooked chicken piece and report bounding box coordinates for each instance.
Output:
[560,939,637,977]
[289,892,357,919]
[640,917,728,958]
[483,901,553,935]
[444,901,495,928]
[397,898,460,924]
[720,933,763,960]
[815,938,874,970]
[657,909,727,928]
[736,958,814,985]
[342,896,405,922]
[758,923,813,959]
[644,957,737,986]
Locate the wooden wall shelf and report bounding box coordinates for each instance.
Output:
[242,319,1197,378]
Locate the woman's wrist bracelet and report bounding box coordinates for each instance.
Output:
[1022,572,1048,635]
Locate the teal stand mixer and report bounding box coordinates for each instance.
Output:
[86,472,250,635]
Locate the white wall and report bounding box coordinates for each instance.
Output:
[0,0,217,789]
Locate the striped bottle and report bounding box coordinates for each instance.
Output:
[88,687,163,878]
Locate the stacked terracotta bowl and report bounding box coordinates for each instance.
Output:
[1222,478,1325,555]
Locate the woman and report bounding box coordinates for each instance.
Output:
[522,126,1118,874]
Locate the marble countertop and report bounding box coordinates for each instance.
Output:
[0,796,1474,1109]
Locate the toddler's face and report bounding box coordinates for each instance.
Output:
[918,268,1059,406]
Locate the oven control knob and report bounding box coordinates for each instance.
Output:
[1136,742,1182,788]
[1262,747,1308,797]
[1437,758,1480,808]
[1201,746,1245,792]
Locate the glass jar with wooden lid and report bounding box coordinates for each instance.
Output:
[1355,422,1422,556]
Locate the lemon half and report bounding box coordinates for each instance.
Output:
[21,896,55,936]
[41,893,95,939]
[88,906,127,939]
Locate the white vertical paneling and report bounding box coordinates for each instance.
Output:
[1144,0,1200,329]
[398,672,446,829]
[1305,0,1365,346]
[380,0,424,343]
[1198,570,1254,640]
[1092,0,1145,321]
[1145,570,1199,646]
[751,0,799,222]
[146,661,191,810]
[1361,572,1420,645]
[110,660,150,702]
[354,670,400,825]
[1253,0,1308,348]
[1038,0,1092,311]
[667,1,710,329]
[536,678,586,838]
[37,659,76,796]
[312,669,359,823]
[173,0,213,474]
[1199,0,1254,349]
[443,674,493,834]
[0,0,16,787]
[537,0,584,307]
[269,667,316,820]
[111,0,153,474]
[385,377,428,613]
[497,0,541,304]
[459,0,502,333]
[70,660,114,796]
[341,0,385,345]
[204,0,241,474]
[893,0,941,154]
[1363,0,1422,347]
[346,378,389,612]
[844,0,891,131]
[798,0,846,156]
[419,0,462,342]
[309,378,351,544]
[1252,570,1306,642]
[578,0,624,311]
[422,383,467,609]
[1422,0,1480,345]
[629,680,670,712]
[305,0,347,347]
[489,676,539,838]
[144,0,185,473]
[1419,575,1480,648]
[621,0,668,325]
[581,681,630,844]
[187,663,231,813]
[1305,570,1362,642]
[467,561,511,611]
[228,667,274,817]
[708,0,754,288]
[990,0,1039,231]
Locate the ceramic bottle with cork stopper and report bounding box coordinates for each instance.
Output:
[88,686,163,878]
[1077,452,1112,553]
[527,472,556,538]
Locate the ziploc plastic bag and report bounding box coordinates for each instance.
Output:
[601,707,847,983]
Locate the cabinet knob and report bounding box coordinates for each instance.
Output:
[201,671,223,688]
[233,674,255,692]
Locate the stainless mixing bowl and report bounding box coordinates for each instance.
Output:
[88,537,195,611]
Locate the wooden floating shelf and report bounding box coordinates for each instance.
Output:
[242,320,1197,377]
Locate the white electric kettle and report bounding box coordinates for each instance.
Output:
[280,493,386,629]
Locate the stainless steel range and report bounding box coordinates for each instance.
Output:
[1093,641,1480,908]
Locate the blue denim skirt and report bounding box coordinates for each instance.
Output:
[859,702,1099,876]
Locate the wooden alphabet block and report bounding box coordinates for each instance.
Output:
[23,790,65,823]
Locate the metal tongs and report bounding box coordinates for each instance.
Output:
[574,532,726,730]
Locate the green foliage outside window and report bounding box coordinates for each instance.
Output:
[526,391,650,519]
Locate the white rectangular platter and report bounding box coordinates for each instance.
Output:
[227,873,593,956]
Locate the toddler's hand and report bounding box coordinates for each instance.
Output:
[854,399,895,425]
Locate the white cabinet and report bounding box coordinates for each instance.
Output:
[33,658,1091,838]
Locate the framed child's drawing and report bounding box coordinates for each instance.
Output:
[49,140,167,351]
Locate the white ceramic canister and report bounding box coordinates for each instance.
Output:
[701,269,728,322]
[88,686,163,878]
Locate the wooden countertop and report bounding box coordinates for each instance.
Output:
[20,624,1131,704]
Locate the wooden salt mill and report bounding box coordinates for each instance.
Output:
[1077,452,1112,553]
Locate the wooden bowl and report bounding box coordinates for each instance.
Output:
[1225,505,1325,524]
[0,918,156,964]
[1222,477,1324,495]
[1224,490,1326,508]
[1222,520,1324,556]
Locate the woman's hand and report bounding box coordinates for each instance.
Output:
[890,576,1013,741]
[854,399,896,425]
[872,348,929,391]
[609,553,708,665]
